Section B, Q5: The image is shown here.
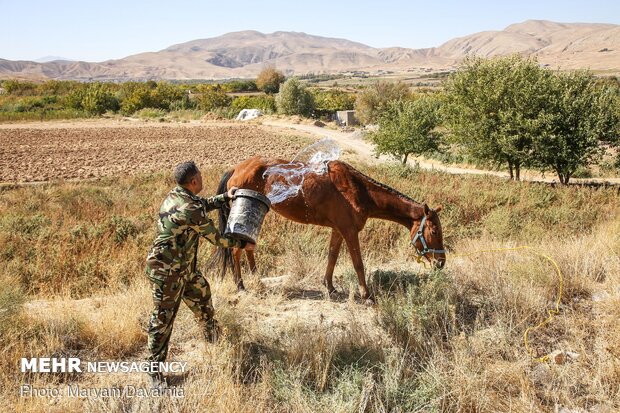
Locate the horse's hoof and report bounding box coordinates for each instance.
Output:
[236,282,246,292]
[363,297,375,306]
[327,288,339,298]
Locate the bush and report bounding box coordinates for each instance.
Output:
[311,89,356,117]
[354,81,411,125]
[231,95,276,113]
[81,83,119,115]
[108,215,138,244]
[169,94,196,111]
[195,84,231,111]
[276,78,315,117]
[119,82,154,115]
[221,80,258,93]
[134,108,167,119]
[2,79,38,96]
[256,66,286,94]
[375,269,456,357]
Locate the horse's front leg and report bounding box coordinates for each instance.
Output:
[342,230,373,304]
[323,228,343,294]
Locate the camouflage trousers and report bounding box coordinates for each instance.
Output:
[145,264,215,364]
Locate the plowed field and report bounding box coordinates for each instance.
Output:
[0,121,308,182]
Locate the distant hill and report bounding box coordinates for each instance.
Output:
[34,56,75,63]
[1,20,618,81]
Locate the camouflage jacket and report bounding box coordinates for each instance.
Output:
[145,185,244,277]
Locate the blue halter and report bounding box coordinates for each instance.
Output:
[411,215,446,257]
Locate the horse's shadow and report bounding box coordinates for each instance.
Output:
[166,370,191,387]
[283,288,348,303]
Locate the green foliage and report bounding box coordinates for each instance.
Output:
[276,78,315,117]
[531,70,620,184]
[443,55,620,184]
[310,89,356,117]
[0,213,51,239]
[81,83,119,115]
[2,79,38,95]
[375,269,456,356]
[354,81,411,125]
[118,81,184,115]
[369,95,442,164]
[443,55,552,180]
[169,94,196,111]
[195,84,232,111]
[220,80,258,93]
[256,66,286,94]
[231,95,276,113]
[108,215,138,244]
[134,108,167,119]
[118,82,154,115]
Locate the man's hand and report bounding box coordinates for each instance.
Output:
[243,242,255,251]
[227,186,238,199]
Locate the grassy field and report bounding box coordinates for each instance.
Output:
[1,161,619,412]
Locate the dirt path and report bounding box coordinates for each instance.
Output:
[262,119,620,185]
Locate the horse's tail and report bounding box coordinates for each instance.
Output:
[207,169,235,279]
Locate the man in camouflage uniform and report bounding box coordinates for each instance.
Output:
[145,161,253,385]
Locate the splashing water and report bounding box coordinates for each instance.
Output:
[262,138,341,204]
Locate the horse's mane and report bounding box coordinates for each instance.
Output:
[339,162,421,205]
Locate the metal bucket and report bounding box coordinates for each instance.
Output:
[224,189,271,244]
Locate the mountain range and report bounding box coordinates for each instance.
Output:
[1,20,618,81]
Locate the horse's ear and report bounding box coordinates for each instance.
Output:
[424,203,430,215]
[435,205,443,213]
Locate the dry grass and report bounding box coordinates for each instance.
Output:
[1,161,619,412]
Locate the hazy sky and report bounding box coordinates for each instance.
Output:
[1,0,618,62]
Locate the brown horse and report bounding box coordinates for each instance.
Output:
[213,156,446,302]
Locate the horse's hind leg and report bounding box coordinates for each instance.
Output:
[246,250,257,273]
[232,247,245,291]
[342,230,372,303]
[324,229,343,294]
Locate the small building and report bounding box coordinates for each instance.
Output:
[336,110,358,126]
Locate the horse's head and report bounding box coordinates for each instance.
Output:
[410,204,446,268]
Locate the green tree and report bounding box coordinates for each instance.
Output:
[195,84,231,111]
[532,71,620,184]
[81,83,119,115]
[354,81,410,125]
[221,80,258,93]
[256,66,285,94]
[2,79,38,96]
[275,78,315,117]
[119,82,154,115]
[369,95,442,164]
[443,55,551,180]
[311,89,356,117]
[150,82,184,110]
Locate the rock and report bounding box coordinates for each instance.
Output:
[591,291,610,302]
[548,350,580,364]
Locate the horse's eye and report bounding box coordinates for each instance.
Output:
[431,229,437,235]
